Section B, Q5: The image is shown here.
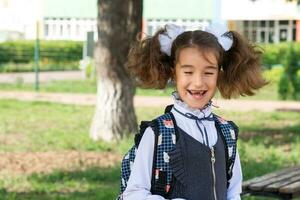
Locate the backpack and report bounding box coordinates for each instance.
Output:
[117,105,238,199]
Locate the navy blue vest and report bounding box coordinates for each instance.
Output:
[167,126,227,200]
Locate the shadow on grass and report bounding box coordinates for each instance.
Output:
[239,123,300,147]
[241,153,287,181]
[0,166,121,200]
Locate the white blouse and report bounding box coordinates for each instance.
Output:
[123,95,242,200]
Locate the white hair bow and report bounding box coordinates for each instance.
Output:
[204,23,233,51]
[158,24,185,56]
[158,23,233,56]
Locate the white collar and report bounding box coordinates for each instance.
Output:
[172,91,212,119]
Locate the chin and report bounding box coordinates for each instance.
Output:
[188,103,206,110]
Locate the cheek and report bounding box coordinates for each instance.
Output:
[207,75,218,88]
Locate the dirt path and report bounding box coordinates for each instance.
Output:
[0,151,121,175]
[0,90,299,112]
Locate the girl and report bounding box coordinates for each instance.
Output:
[123,23,266,200]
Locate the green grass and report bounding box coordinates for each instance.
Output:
[0,79,281,100]
[0,100,111,152]
[0,167,120,200]
[0,99,300,199]
[0,79,176,96]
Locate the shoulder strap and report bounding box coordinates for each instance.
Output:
[213,114,238,188]
[134,120,152,147]
[150,111,178,197]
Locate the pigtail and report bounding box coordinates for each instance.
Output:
[126,29,174,89]
[218,31,267,99]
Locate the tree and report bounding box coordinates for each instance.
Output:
[280,44,300,100]
[90,0,142,141]
[286,0,300,4]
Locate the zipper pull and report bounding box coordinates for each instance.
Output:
[211,147,215,163]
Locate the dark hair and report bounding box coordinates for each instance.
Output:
[127,26,267,98]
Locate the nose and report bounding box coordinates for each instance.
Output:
[193,74,204,88]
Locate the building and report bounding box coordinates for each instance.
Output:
[143,0,212,36]
[42,0,97,41]
[0,0,300,43]
[144,0,300,43]
[0,0,97,41]
[223,0,300,43]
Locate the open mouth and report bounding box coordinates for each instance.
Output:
[187,90,207,99]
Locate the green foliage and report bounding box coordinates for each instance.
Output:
[279,44,300,100]
[261,42,300,68]
[261,43,288,69]
[260,43,300,100]
[278,73,292,100]
[261,44,282,68]
[0,61,80,72]
[263,66,284,83]
[292,69,300,100]
[0,40,83,72]
[0,167,120,200]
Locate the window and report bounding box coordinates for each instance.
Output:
[268,32,274,43]
[279,29,288,42]
[76,24,80,36]
[44,24,49,36]
[60,25,63,36]
[67,24,71,35]
[243,20,277,43]
[279,20,288,25]
[293,27,296,41]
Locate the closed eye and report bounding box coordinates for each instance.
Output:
[184,71,193,75]
[205,72,214,75]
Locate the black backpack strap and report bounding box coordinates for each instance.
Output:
[137,104,174,147]
[213,114,238,188]
[134,121,152,147]
[164,104,174,113]
[150,110,178,197]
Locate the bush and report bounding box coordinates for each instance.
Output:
[263,66,284,83]
[278,73,292,100]
[261,45,281,68]
[293,70,300,100]
[261,42,300,69]
[278,44,300,100]
[0,61,80,72]
[0,40,83,72]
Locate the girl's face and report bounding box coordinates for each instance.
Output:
[174,47,219,109]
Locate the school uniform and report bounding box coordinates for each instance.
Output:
[123,93,242,200]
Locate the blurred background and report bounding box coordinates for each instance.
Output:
[0,0,299,199]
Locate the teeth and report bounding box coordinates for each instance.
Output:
[189,90,205,95]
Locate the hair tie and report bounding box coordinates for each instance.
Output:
[204,23,233,51]
[158,23,233,56]
[158,24,185,56]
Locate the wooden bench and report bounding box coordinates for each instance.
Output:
[242,166,300,200]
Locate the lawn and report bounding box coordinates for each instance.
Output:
[0,99,299,199]
[0,79,175,97]
[0,79,279,100]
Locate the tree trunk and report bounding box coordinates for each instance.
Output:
[90,0,142,141]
